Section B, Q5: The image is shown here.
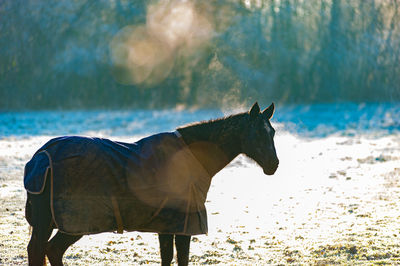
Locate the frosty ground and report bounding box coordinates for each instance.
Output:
[1,108,400,265]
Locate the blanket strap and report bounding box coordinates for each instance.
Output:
[111,196,124,234]
[174,130,182,138]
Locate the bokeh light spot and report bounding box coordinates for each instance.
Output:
[110,0,214,86]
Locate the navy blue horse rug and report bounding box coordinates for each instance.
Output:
[24,132,210,236]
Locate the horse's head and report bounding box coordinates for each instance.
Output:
[242,102,279,175]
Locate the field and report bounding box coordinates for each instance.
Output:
[1,121,399,264]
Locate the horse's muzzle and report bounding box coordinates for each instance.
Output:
[263,160,279,175]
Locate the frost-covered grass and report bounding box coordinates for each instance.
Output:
[1,128,400,265]
[1,106,400,264]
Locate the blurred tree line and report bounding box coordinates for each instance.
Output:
[0,0,399,110]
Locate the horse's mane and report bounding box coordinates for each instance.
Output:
[177,111,248,132]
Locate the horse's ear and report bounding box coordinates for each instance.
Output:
[249,102,260,118]
[262,102,275,119]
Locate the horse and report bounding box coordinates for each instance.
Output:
[24,102,279,266]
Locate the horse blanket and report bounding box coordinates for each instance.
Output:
[24,132,211,235]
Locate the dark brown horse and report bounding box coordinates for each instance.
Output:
[25,102,278,265]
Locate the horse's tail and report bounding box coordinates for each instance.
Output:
[25,193,33,226]
[24,150,52,227]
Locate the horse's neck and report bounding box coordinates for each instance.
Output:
[177,114,244,177]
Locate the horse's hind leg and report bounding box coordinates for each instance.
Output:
[46,231,82,266]
[28,225,53,266]
[27,195,53,266]
[158,234,174,266]
[175,235,191,266]
[27,170,54,266]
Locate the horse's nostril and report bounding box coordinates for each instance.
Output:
[271,159,279,166]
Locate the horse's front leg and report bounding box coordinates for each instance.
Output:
[175,235,191,266]
[158,234,174,266]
